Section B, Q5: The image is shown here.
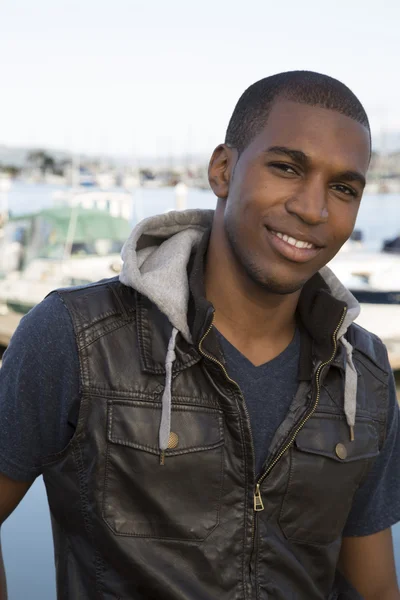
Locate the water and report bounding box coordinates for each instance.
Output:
[5,183,400,245]
[2,183,400,597]
[5,182,217,222]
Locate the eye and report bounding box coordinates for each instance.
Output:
[331,183,358,199]
[269,162,299,176]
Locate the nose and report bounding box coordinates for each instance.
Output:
[285,177,328,226]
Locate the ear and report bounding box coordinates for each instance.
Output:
[208,144,237,199]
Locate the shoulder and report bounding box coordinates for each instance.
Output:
[9,291,74,349]
[346,322,390,374]
[3,291,80,384]
[55,277,136,335]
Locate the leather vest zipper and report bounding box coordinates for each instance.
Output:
[253,306,347,510]
[199,308,347,512]
[198,307,347,598]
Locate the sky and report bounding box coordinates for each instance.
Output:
[1,0,400,159]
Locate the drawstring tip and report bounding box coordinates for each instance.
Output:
[349,425,355,442]
[159,450,165,466]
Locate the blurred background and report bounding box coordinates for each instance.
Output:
[0,0,400,597]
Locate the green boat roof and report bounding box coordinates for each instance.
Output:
[10,206,131,243]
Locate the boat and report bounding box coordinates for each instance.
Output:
[0,205,131,346]
[52,189,134,221]
[328,241,400,369]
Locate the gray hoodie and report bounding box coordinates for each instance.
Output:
[120,209,360,453]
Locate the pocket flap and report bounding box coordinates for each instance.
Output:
[294,414,379,462]
[107,400,224,456]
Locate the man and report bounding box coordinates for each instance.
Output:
[0,71,399,599]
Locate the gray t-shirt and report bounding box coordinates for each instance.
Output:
[1,293,400,536]
[215,328,300,476]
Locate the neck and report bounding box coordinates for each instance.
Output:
[204,221,300,363]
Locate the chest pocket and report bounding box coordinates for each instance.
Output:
[278,413,379,545]
[102,400,225,541]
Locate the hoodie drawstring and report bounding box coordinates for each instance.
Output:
[159,327,179,464]
[340,337,358,442]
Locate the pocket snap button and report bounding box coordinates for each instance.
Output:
[167,432,179,449]
[335,443,347,460]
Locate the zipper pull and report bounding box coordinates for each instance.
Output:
[254,484,264,512]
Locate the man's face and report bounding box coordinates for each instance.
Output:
[218,99,370,294]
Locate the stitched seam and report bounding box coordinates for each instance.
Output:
[107,399,223,413]
[109,284,129,319]
[107,404,224,452]
[80,307,124,329]
[88,387,164,399]
[72,442,92,537]
[380,382,389,447]
[95,550,105,597]
[81,319,135,349]
[89,389,223,408]
[136,296,165,374]
[67,298,116,331]
[164,394,221,405]
[41,394,91,466]
[294,448,379,461]
[58,281,135,331]
[102,522,217,541]
[352,350,390,380]
[108,438,225,455]
[102,441,112,536]
[135,293,201,374]
[279,449,293,528]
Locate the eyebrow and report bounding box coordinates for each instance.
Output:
[264,145,366,188]
[335,170,366,188]
[265,146,309,167]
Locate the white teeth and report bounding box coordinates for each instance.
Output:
[295,240,310,249]
[274,231,314,249]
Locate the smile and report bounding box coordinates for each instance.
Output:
[271,230,316,250]
[265,227,323,264]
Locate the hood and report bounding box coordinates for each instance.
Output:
[320,266,360,440]
[319,265,360,338]
[120,209,214,344]
[120,209,361,451]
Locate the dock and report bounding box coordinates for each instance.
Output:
[0,312,22,348]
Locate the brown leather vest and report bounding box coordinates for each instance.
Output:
[42,277,389,599]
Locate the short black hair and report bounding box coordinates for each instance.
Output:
[225,71,370,154]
